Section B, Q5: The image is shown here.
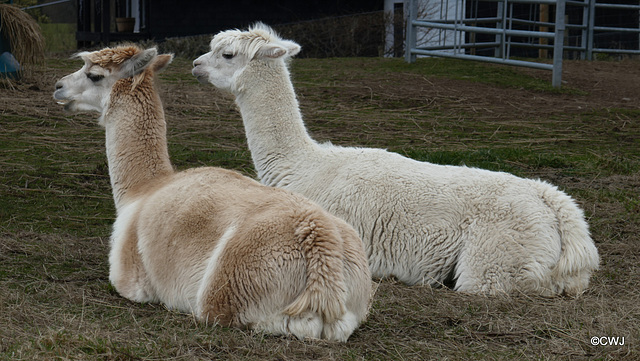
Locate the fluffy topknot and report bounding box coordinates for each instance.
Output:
[210,22,294,60]
[79,45,142,70]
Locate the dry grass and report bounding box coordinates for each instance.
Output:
[1,55,639,360]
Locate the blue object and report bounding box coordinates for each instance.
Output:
[0,51,20,79]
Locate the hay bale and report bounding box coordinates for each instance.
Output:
[0,4,45,78]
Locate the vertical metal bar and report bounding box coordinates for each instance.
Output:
[506,1,513,60]
[447,0,460,54]
[494,0,504,58]
[579,0,589,59]
[471,0,479,55]
[440,0,445,48]
[453,0,460,54]
[493,0,504,58]
[405,0,418,62]
[499,0,508,59]
[458,0,463,53]
[553,0,566,87]
[587,0,595,60]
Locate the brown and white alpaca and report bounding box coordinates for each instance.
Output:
[53,45,371,341]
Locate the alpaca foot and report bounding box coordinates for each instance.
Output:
[287,312,323,340]
[322,311,359,342]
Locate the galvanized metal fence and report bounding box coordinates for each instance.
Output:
[587,1,640,59]
[404,0,640,87]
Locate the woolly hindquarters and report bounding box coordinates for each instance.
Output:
[110,168,370,341]
[541,183,600,296]
[195,209,366,342]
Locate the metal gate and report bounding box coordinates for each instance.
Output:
[404,0,640,87]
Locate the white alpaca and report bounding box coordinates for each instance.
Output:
[53,45,371,341]
[192,24,600,296]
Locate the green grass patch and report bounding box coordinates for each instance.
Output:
[169,144,255,176]
[292,57,582,94]
[399,146,639,179]
[39,23,76,54]
[399,147,565,175]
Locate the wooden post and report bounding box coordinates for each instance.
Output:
[539,4,549,58]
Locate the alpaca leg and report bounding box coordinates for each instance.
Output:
[239,312,323,340]
[456,255,559,296]
[455,225,560,296]
[109,233,157,302]
[287,312,324,340]
[109,202,157,302]
[454,228,523,295]
[322,311,359,342]
[455,257,517,295]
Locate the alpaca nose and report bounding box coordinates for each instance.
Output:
[193,59,201,67]
[55,81,63,90]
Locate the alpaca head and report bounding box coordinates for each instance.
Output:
[192,23,301,92]
[54,45,173,120]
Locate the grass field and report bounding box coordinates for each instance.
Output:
[1,53,638,360]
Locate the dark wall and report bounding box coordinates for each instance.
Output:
[149,0,383,39]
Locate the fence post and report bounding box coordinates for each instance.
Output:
[495,0,505,58]
[552,0,566,87]
[587,0,596,60]
[580,0,589,60]
[405,0,417,63]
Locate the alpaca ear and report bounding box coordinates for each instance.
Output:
[257,40,301,59]
[121,47,158,77]
[73,51,92,61]
[151,54,174,73]
[282,40,301,57]
[257,44,288,59]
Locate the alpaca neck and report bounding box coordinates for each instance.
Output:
[104,75,173,209]
[234,59,317,184]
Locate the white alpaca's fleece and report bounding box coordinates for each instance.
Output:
[192,24,599,296]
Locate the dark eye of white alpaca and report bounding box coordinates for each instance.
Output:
[87,73,105,82]
[222,53,234,60]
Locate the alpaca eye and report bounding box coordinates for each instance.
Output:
[222,53,234,60]
[87,73,105,82]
